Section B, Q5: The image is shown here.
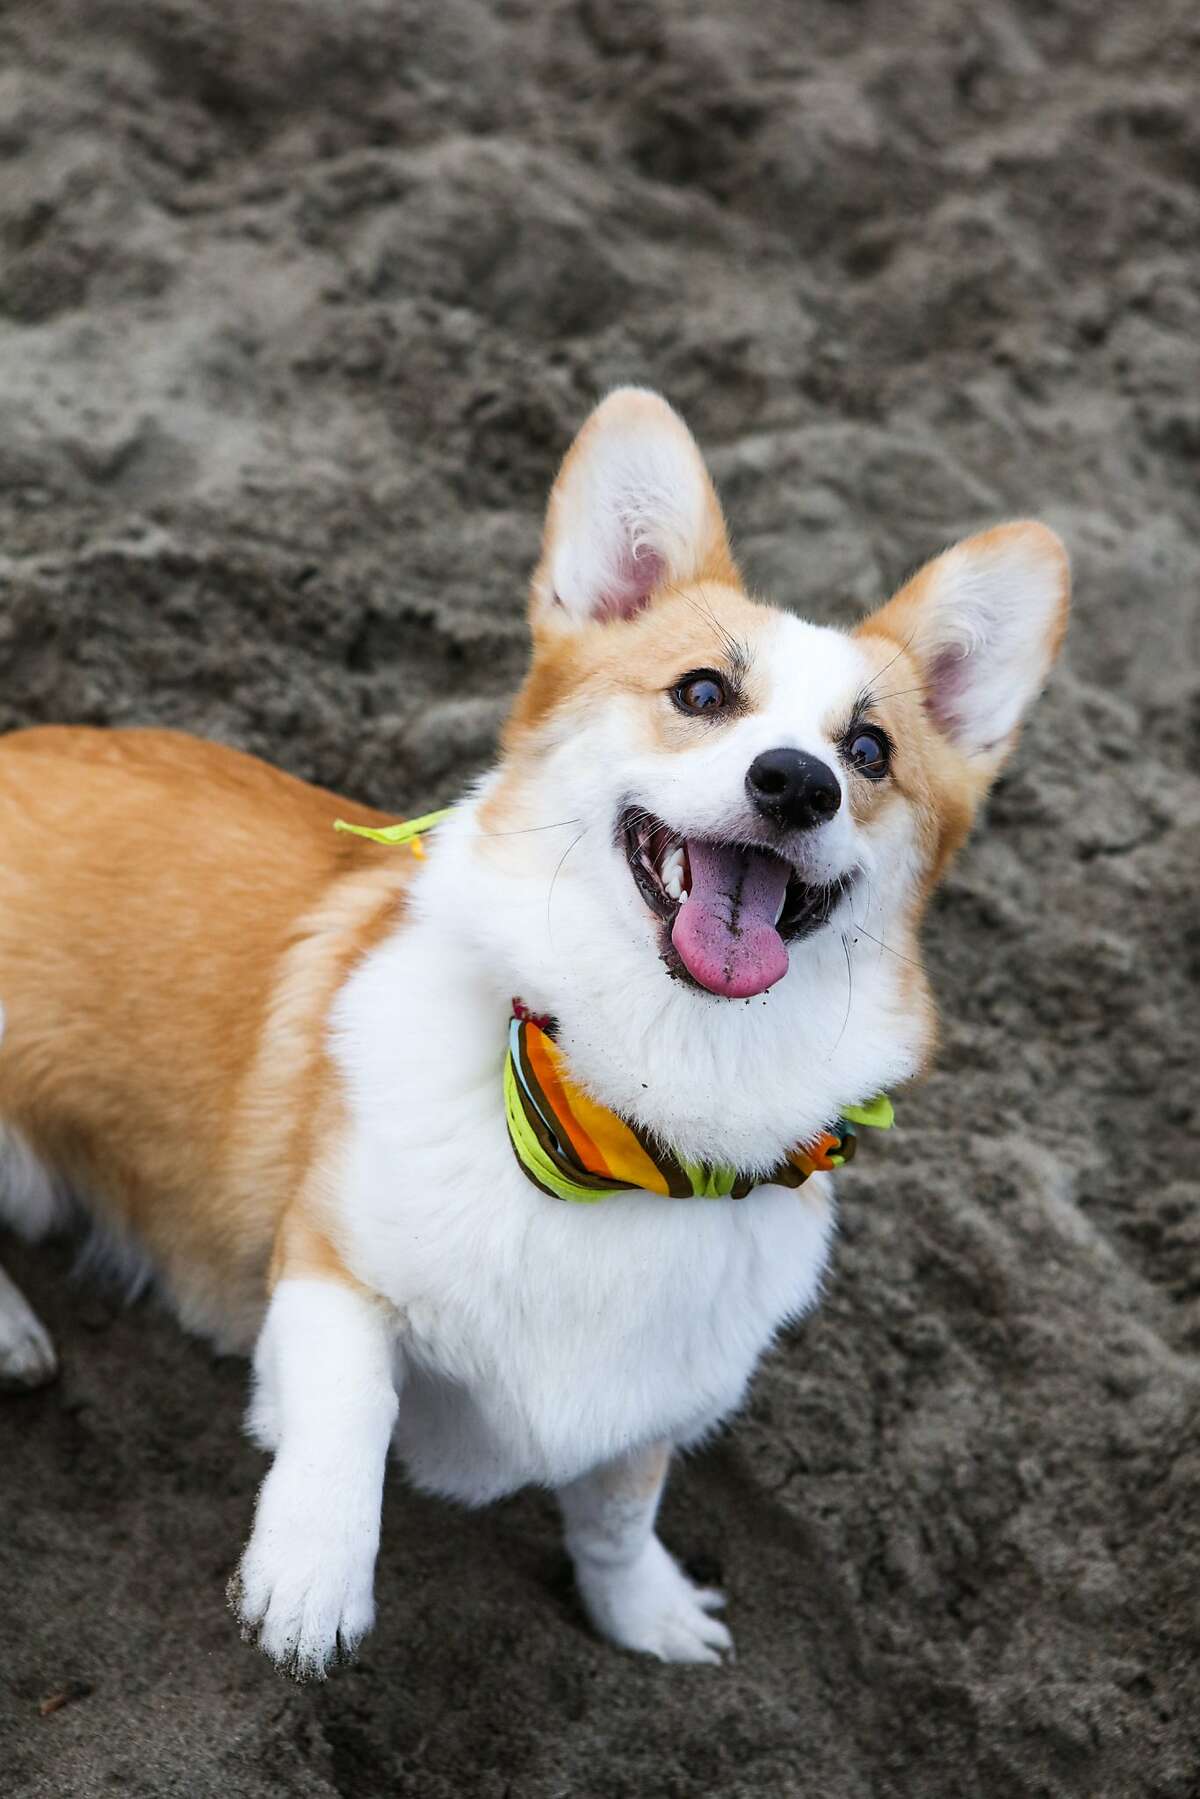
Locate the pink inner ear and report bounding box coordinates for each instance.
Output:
[592,544,666,622]
[924,646,971,740]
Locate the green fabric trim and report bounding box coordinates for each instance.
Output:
[841,1093,894,1130]
[678,1159,738,1199]
[333,807,454,847]
[504,1051,608,1203]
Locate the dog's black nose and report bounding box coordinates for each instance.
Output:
[746,748,842,831]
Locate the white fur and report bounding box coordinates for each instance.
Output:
[270,598,929,1672]
[908,526,1065,756]
[0,1124,150,1372]
[0,1124,66,1389]
[233,588,938,1675]
[540,389,718,622]
[234,1278,398,1678]
[383,614,924,1178]
[559,1444,731,1663]
[0,1262,57,1389]
[0,1123,68,1241]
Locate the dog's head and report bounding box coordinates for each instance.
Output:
[479,388,1068,1039]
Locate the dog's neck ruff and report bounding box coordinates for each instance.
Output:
[505,1003,894,1204]
[329,812,894,1202]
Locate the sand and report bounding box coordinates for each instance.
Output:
[2,1,1199,1794]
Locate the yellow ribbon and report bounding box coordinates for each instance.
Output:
[333,807,454,860]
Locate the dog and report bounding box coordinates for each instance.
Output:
[0,388,1068,1673]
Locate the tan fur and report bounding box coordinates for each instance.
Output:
[855,521,1070,894]
[509,584,770,738]
[485,583,776,838]
[0,727,411,1348]
[846,523,1071,1067]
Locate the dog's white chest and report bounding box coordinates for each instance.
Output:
[344,1123,834,1503]
[329,931,863,1506]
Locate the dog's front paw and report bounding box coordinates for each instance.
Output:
[229,1456,379,1680]
[575,1536,733,1665]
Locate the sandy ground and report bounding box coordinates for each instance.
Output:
[2,1,1199,1794]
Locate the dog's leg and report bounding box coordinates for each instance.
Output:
[0,1261,57,1389]
[0,1125,64,1390]
[230,1274,399,1679]
[558,1441,732,1664]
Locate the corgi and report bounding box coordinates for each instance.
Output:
[0,389,1068,1674]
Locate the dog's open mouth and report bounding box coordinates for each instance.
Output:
[621,809,847,1000]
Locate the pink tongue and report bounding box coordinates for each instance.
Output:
[670,840,791,998]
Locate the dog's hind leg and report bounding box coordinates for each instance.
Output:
[0,1125,66,1390]
[0,1261,56,1389]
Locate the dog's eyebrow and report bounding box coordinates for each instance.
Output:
[666,583,750,686]
[831,685,886,743]
[724,637,752,687]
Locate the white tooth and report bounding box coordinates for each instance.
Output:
[662,847,684,881]
[664,872,682,900]
[679,889,688,905]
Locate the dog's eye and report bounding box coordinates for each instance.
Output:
[846,728,891,779]
[673,671,728,715]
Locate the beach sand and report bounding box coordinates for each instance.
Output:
[1,2,1198,1793]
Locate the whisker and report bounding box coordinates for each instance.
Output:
[622,807,689,858]
[866,624,919,689]
[473,817,581,839]
[832,931,854,1053]
[870,683,929,705]
[847,914,922,969]
[546,827,588,946]
[622,808,660,845]
[664,582,748,679]
[861,872,883,965]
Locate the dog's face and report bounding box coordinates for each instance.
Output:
[483,389,1068,1013]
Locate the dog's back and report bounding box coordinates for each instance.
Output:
[0,726,411,1349]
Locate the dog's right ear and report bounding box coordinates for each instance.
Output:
[856,522,1070,772]
[530,389,738,632]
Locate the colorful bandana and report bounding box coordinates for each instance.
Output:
[504,1009,894,1204]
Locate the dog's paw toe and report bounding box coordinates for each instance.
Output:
[230,1546,374,1680]
[647,1600,733,1665]
[577,1537,735,1666]
[230,1465,378,1679]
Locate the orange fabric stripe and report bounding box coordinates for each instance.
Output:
[539,1034,671,1196]
[531,1029,671,1196]
[525,1028,607,1171]
[565,1085,671,1195]
[788,1129,842,1178]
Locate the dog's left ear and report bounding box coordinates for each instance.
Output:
[531,388,738,630]
[857,522,1070,767]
